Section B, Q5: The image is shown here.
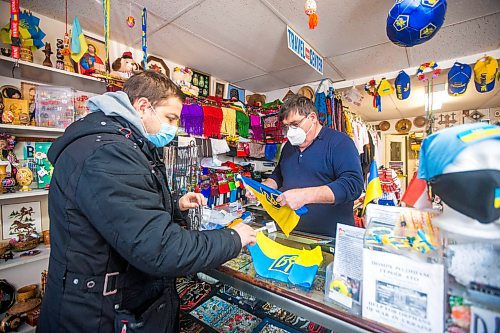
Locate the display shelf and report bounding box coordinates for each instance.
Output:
[0,245,50,272]
[0,189,48,201]
[0,123,65,138]
[0,55,106,94]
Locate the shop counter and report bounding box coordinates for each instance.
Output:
[206,229,401,333]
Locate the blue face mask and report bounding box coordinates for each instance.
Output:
[147,122,178,147]
[144,104,178,148]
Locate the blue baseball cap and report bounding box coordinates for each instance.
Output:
[448,62,472,96]
[395,70,410,100]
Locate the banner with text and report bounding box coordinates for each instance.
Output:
[286,25,324,75]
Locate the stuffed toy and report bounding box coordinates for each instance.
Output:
[246,93,266,106]
[110,51,141,79]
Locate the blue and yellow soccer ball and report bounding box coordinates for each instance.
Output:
[387,0,447,47]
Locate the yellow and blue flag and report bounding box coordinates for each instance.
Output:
[0,12,46,51]
[363,161,383,212]
[248,232,322,288]
[238,175,308,236]
[70,16,88,62]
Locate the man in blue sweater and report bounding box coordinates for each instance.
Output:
[255,95,363,237]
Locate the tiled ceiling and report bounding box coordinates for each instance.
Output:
[8,0,500,93]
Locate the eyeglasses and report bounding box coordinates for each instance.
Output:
[282,116,308,132]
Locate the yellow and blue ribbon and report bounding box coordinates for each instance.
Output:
[142,8,147,69]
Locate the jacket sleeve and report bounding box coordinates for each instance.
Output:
[75,142,242,278]
[327,134,364,204]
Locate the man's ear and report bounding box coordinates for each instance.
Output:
[133,97,149,117]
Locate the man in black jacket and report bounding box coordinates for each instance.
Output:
[37,71,256,333]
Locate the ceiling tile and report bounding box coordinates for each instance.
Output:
[232,74,289,93]
[172,0,303,71]
[148,25,266,83]
[264,0,393,57]
[407,14,500,67]
[329,43,408,80]
[129,0,202,22]
[270,63,342,88]
[444,0,500,24]
[22,0,164,49]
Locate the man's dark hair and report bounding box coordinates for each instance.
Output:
[123,70,185,105]
[279,94,317,121]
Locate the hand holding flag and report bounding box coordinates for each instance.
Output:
[238,175,308,236]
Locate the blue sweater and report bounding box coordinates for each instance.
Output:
[269,127,363,237]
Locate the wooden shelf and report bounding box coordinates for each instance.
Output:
[0,123,65,138]
[0,245,50,272]
[0,55,106,94]
[0,189,48,201]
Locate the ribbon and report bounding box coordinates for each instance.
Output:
[10,0,20,59]
[102,0,110,77]
[142,8,147,69]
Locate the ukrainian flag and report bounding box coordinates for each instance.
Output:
[71,16,88,62]
[363,161,383,212]
[248,232,323,288]
[238,175,308,236]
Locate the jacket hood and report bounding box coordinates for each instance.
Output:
[87,91,148,138]
[47,111,148,166]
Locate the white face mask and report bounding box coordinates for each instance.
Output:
[286,116,314,146]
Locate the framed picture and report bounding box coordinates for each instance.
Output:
[191,70,210,97]
[2,201,42,240]
[21,82,38,103]
[227,84,245,102]
[78,35,107,76]
[147,55,170,78]
[215,81,226,98]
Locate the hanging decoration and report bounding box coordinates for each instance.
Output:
[141,8,148,69]
[417,61,441,81]
[365,80,381,112]
[102,0,111,77]
[386,0,447,47]
[127,3,135,28]
[9,0,20,59]
[304,0,319,30]
[0,10,46,62]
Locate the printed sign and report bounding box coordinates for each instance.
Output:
[471,306,500,333]
[286,25,323,75]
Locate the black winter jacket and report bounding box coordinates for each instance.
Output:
[37,112,241,333]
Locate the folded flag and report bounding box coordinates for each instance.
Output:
[248,232,322,288]
[237,175,307,236]
[363,161,383,213]
[71,16,88,62]
[401,172,432,209]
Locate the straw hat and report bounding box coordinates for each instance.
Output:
[297,86,315,102]
[378,121,390,131]
[413,116,428,128]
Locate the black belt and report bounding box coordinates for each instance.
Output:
[65,271,141,296]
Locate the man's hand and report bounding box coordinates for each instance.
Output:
[277,188,311,210]
[231,223,257,247]
[179,192,207,211]
[245,178,278,200]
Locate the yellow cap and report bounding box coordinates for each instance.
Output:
[474,56,498,93]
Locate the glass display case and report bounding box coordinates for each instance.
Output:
[205,210,400,333]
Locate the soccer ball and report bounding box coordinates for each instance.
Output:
[387,0,447,47]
